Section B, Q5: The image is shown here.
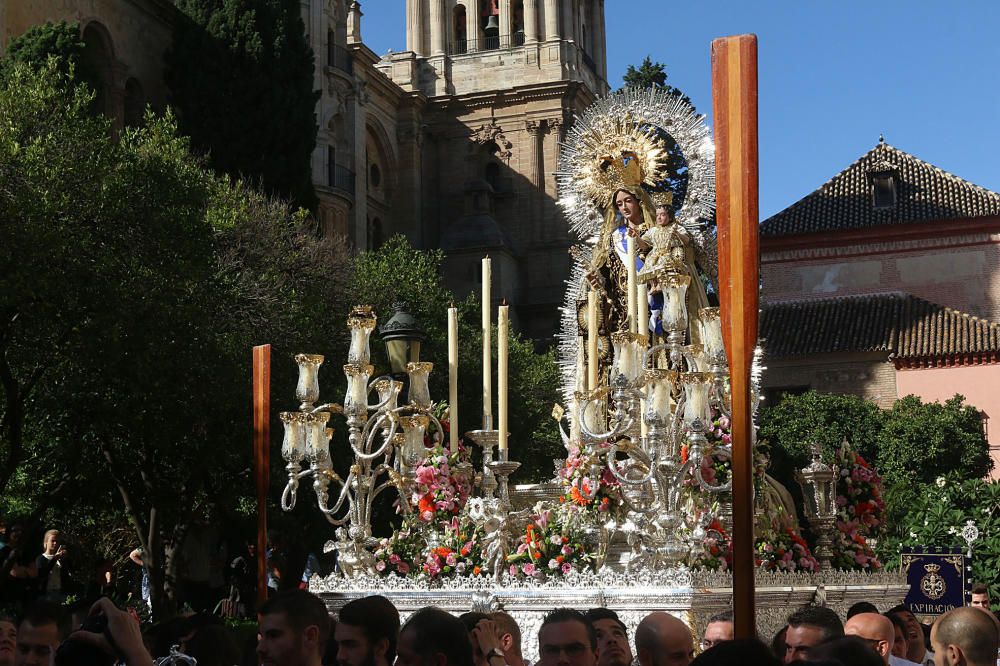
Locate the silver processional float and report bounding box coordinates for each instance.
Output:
[275,88,906,658]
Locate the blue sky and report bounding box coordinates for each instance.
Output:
[357,1,1000,219]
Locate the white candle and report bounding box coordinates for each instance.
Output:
[699,307,726,360]
[587,288,598,391]
[576,336,586,393]
[448,305,459,454]
[626,235,638,333]
[637,283,649,342]
[482,256,492,430]
[498,301,509,452]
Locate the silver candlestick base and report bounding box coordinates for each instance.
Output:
[465,430,500,499]
[487,458,521,513]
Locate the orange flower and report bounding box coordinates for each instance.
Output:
[435,547,451,558]
[473,566,481,575]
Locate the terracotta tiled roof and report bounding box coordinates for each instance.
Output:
[760,293,1000,363]
[760,141,1000,237]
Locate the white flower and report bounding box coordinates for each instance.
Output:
[909,531,918,540]
[936,477,946,488]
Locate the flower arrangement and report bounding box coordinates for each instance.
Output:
[507,506,594,577]
[831,440,883,570]
[372,521,422,576]
[557,444,620,514]
[421,517,485,577]
[405,420,472,525]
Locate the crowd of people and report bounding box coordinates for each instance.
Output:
[0,584,996,666]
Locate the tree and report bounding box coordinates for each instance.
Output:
[0,59,349,617]
[876,395,992,487]
[622,56,692,106]
[165,0,319,210]
[2,21,94,83]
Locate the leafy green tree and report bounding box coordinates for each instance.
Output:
[0,59,348,617]
[165,0,319,210]
[2,21,95,84]
[622,56,692,106]
[877,395,992,486]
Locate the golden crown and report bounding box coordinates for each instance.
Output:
[577,113,667,207]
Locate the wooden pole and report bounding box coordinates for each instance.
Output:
[253,344,271,609]
[712,34,759,639]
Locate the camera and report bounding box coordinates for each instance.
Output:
[54,613,117,666]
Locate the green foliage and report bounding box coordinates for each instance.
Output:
[758,391,884,484]
[348,236,562,483]
[0,59,348,617]
[621,56,692,106]
[877,475,1000,601]
[165,0,319,210]
[2,21,97,87]
[876,395,992,486]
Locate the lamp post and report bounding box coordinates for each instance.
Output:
[378,301,426,401]
[795,443,839,571]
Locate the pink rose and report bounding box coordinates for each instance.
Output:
[561,562,572,574]
[522,563,536,576]
[389,554,401,565]
[375,560,386,572]
[397,562,410,574]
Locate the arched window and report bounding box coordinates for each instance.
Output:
[453,6,468,54]
[367,217,384,250]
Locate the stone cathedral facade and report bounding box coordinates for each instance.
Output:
[2,0,609,340]
[314,0,609,340]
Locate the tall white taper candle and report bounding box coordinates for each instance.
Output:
[498,301,509,452]
[448,305,459,453]
[482,256,492,430]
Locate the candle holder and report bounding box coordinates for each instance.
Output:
[486,452,521,514]
[294,354,324,410]
[465,429,501,500]
[347,306,376,365]
[406,361,433,409]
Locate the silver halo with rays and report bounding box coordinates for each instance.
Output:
[555,87,717,406]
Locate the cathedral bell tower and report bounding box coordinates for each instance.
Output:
[378,0,608,341]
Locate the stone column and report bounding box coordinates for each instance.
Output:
[525,119,544,241]
[544,0,559,41]
[406,0,424,54]
[467,0,481,51]
[596,0,607,81]
[544,116,564,237]
[499,0,513,46]
[562,0,574,43]
[430,0,446,55]
[347,1,362,45]
[524,0,539,43]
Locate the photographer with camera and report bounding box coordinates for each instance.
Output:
[56,597,153,666]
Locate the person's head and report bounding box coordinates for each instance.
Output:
[969,584,991,611]
[15,602,63,666]
[488,612,523,666]
[613,189,643,226]
[635,611,694,666]
[700,611,734,652]
[395,607,473,666]
[584,609,632,666]
[804,635,884,666]
[42,530,61,556]
[931,607,1000,666]
[783,606,843,664]
[689,638,779,666]
[844,613,894,665]
[654,205,672,227]
[846,602,879,620]
[336,595,400,666]
[885,613,909,659]
[0,613,16,666]
[459,612,492,666]
[887,605,927,661]
[257,589,331,666]
[537,609,596,666]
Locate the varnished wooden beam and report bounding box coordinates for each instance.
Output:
[712,34,759,639]
[253,344,271,608]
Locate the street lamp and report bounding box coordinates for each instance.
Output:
[378,301,426,378]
